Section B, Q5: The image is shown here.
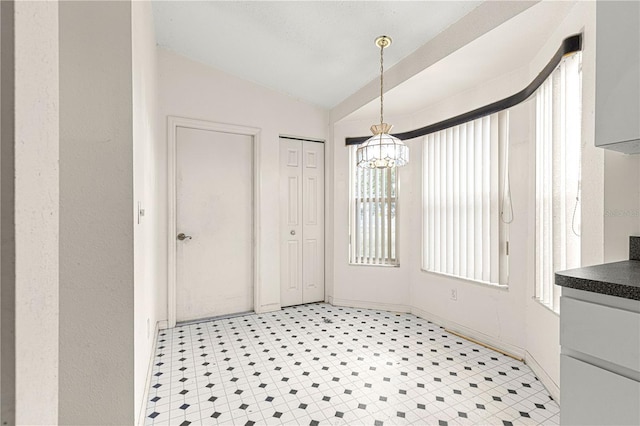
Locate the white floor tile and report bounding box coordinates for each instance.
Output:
[145,303,560,426]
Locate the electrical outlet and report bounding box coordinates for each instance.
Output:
[451,289,458,301]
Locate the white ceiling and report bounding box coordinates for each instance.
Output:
[152,1,482,108]
[345,0,575,122]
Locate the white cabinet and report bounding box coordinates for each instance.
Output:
[595,1,640,153]
[560,297,640,371]
[559,290,640,425]
[561,355,640,426]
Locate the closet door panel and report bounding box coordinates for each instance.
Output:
[279,139,303,307]
[302,142,324,303]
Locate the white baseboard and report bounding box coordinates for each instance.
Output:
[410,306,527,360]
[328,296,410,314]
[258,303,280,314]
[158,319,169,330]
[525,350,560,403]
[137,321,161,426]
[411,307,560,403]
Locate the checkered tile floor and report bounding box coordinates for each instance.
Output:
[145,303,559,425]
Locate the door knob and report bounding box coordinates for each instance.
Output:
[290,230,296,236]
[177,233,192,241]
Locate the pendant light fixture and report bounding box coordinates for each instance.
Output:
[356,35,409,169]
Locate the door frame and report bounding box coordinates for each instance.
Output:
[167,116,261,328]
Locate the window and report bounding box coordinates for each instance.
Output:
[535,53,582,312]
[422,111,510,286]
[349,146,398,265]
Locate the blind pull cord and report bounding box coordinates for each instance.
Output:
[500,120,514,225]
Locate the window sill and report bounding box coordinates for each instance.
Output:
[349,262,400,268]
[420,268,509,291]
[532,296,560,316]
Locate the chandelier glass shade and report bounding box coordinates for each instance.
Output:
[356,35,409,169]
[356,124,409,169]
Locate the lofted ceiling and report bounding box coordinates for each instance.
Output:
[152,1,482,109]
[344,0,576,122]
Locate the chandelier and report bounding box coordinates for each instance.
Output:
[356,35,409,169]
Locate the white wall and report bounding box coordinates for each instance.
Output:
[156,49,328,320]
[401,66,530,360]
[13,2,59,423]
[133,1,160,424]
[6,2,165,422]
[0,3,14,421]
[604,150,640,262]
[329,0,640,402]
[408,96,530,356]
[59,1,135,423]
[330,115,414,312]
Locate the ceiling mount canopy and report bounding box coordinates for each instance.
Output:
[356,35,409,169]
[374,35,392,49]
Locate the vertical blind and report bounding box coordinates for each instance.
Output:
[422,111,510,285]
[535,53,582,312]
[350,147,398,265]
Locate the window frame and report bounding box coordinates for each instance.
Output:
[420,111,510,287]
[348,146,400,267]
[534,52,583,313]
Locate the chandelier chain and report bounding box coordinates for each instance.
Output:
[356,35,409,169]
[380,41,384,128]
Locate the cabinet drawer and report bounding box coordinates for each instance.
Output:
[561,355,640,426]
[560,297,640,372]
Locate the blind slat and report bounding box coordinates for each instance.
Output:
[429,136,435,270]
[445,128,453,274]
[473,119,483,280]
[363,166,369,263]
[467,121,475,276]
[382,168,387,262]
[353,150,359,263]
[482,116,491,282]
[376,169,380,262]
[368,167,373,263]
[459,125,467,277]
[453,127,460,276]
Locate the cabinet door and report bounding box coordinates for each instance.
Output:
[561,355,640,426]
[595,1,640,152]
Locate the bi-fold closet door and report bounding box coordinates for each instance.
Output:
[279,137,324,307]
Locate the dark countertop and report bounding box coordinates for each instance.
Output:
[555,260,640,301]
[630,236,640,261]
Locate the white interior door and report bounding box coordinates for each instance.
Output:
[176,126,253,322]
[280,138,324,307]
